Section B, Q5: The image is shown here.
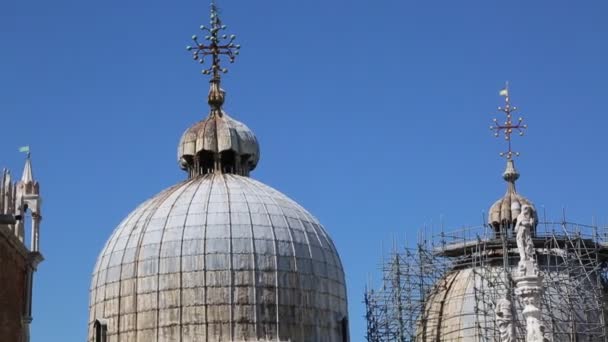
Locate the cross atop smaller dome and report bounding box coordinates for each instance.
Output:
[490,82,528,160]
[488,85,536,234]
[187,1,240,85]
[179,1,259,178]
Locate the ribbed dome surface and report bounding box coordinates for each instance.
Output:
[416,262,602,341]
[89,174,348,342]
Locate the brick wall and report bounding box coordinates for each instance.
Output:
[0,227,27,342]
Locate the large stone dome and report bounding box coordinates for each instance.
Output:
[89,5,349,340]
[416,259,603,341]
[89,174,348,341]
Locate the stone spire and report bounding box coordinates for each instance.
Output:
[178,1,259,178]
[16,151,41,253]
[0,149,44,342]
[21,154,33,184]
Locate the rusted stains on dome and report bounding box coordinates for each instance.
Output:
[89,174,348,342]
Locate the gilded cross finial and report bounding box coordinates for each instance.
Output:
[186,1,240,79]
[490,82,528,159]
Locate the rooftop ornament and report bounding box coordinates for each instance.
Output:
[187,0,240,77]
[490,82,528,160]
[186,0,241,112]
[488,84,535,232]
[178,0,259,177]
[488,84,549,342]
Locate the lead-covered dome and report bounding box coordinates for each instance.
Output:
[90,5,349,340]
[89,174,348,341]
[417,262,603,340]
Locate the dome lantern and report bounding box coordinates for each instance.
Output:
[179,1,259,178]
[488,159,535,233]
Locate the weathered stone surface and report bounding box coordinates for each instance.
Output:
[89,174,348,342]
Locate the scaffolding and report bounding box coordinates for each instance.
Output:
[364,217,608,342]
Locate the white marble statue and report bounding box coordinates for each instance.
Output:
[515,204,537,274]
[495,298,514,342]
[513,204,550,341]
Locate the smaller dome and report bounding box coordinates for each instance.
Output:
[178,80,260,177]
[178,112,260,173]
[489,160,535,230]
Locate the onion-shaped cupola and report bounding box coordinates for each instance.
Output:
[177,82,260,177]
[178,8,259,178]
[488,159,535,231]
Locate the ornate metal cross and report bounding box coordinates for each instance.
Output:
[490,84,528,159]
[186,1,241,79]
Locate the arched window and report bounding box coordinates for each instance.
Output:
[94,319,107,342]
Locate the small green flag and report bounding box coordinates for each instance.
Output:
[18,146,30,153]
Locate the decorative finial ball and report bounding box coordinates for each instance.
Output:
[186,46,193,51]
[222,34,228,39]
[222,68,228,73]
[230,34,236,39]
[200,25,206,30]
[192,35,198,40]
[221,25,227,29]
[202,70,211,75]
[234,51,240,55]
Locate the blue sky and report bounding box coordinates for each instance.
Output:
[1,0,607,340]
